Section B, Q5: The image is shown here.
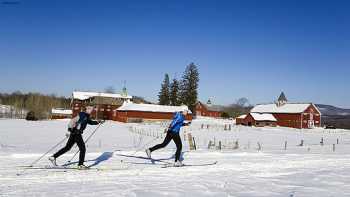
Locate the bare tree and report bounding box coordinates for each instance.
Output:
[236,97,249,107]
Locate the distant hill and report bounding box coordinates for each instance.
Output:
[316,104,350,129]
[316,104,350,116]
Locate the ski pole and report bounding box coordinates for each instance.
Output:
[66,122,104,163]
[130,136,159,156]
[27,136,67,167]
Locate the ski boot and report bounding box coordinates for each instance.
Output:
[145,149,152,158]
[48,156,57,166]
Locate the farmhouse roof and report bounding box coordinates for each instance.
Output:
[250,113,277,121]
[251,103,320,114]
[117,102,192,113]
[73,91,132,100]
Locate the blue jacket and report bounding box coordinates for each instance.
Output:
[169,112,185,134]
[75,112,99,133]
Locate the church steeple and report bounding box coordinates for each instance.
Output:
[121,80,128,97]
[207,98,212,105]
[277,92,287,106]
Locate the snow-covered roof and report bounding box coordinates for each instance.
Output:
[251,103,319,114]
[236,114,247,119]
[51,108,72,115]
[117,102,192,113]
[250,113,277,121]
[73,91,132,100]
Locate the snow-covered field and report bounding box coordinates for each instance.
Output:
[1,119,350,197]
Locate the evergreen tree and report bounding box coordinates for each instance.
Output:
[170,78,180,106]
[158,73,170,105]
[179,63,199,112]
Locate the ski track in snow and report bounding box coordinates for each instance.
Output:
[1,119,350,197]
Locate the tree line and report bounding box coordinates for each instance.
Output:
[0,91,70,119]
[158,63,199,113]
[158,63,252,118]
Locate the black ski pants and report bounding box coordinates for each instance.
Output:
[149,131,182,162]
[53,133,86,165]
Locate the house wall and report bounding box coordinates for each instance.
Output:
[115,111,193,123]
[236,118,244,125]
[272,113,303,129]
[269,105,321,129]
[301,105,321,128]
[242,114,256,126]
[195,103,222,118]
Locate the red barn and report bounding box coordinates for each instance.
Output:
[236,113,277,127]
[195,101,224,118]
[116,103,192,123]
[71,91,132,120]
[250,103,321,129]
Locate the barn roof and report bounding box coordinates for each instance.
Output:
[51,108,72,115]
[251,103,320,114]
[117,102,192,113]
[250,113,277,121]
[73,91,132,100]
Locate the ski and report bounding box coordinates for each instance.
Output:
[115,153,173,164]
[22,166,129,171]
[161,161,218,168]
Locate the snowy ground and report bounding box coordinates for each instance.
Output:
[1,119,350,197]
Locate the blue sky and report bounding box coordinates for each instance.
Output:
[1,0,349,108]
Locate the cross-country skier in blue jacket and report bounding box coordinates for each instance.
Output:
[49,106,104,169]
[146,109,191,167]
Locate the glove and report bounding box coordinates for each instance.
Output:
[99,120,106,124]
[65,132,70,138]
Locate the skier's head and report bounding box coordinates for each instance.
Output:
[85,106,94,114]
[181,109,189,116]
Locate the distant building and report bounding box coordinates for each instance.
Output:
[51,108,72,119]
[236,113,277,127]
[71,91,132,120]
[248,92,322,129]
[116,102,192,122]
[195,100,225,118]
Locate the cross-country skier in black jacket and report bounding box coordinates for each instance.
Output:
[49,106,103,169]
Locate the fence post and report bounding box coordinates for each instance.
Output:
[233,140,239,149]
[299,140,304,147]
[257,142,262,151]
[188,133,195,150]
[193,137,197,150]
[208,140,212,149]
[284,141,287,150]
